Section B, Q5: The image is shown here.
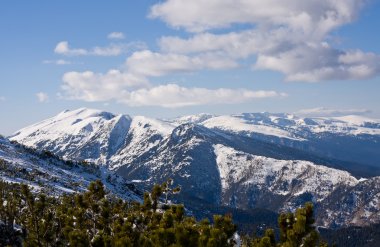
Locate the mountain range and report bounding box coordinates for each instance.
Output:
[5,108,380,228]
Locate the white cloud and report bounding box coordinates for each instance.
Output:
[60,47,284,107]
[91,44,128,56]
[59,0,378,106]
[255,45,380,82]
[56,59,71,65]
[61,70,148,102]
[91,43,146,56]
[159,28,298,58]
[54,41,145,56]
[0,96,6,102]
[55,41,87,56]
[59,48,268,107]
[126,50,238,77]
[62,75,285,108]
[151,0,380,82]
[108,32,125,40]
[295,107,371,117]
[150,0,363,34]
[43,59,72,65]
[36,92,49,103]
[161,32,380,82]
[122,84,285,108]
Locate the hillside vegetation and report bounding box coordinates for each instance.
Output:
[0,179,326,247]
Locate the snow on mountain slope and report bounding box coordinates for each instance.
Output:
[213,144,380,227]
[12,108,118,141]
[200,112,380,137]
[10,108,132,164]
[214,144,358,198]
[302,116,380,135]
[171,113,215,125]
[171,112,380,139]
[10,108,380,174]
[9,108,380,180]
[0,136,140,200]
[10,108,174,170]
[332,115,380,126]
[195,112,380,169]
[115,123,224,205]
[10,109,380,170]
[8,108,380,227]
[109,116,175,170]
[317,176,380,227]
[202,115,304,141]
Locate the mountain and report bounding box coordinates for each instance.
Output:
[9,108,380,228]
[194,113,380,172]
[0,135,140,200]
[11,109,380,175]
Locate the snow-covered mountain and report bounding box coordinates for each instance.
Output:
[10,108,175,168]
[11,108,380,172]
[0,135,140,200]
[213,144,380,227]
[192,113,380,172]
[8,108,380,228]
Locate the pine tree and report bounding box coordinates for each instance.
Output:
[0,179,331,247]
[243,202,325,247]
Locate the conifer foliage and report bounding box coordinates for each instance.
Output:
[0,179,237,246]
[241,202,327,247]
[0,178,326,247]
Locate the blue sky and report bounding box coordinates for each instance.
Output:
[1,0,380,135]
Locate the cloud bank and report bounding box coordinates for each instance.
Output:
[61,55,285,107]
[54,41,146,57]
[150,0,363,34]
[62,78,285,107]
[151,0,380,82]
[58,0,379,108]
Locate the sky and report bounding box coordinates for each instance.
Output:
[1,0,380,135]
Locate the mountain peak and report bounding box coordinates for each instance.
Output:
[56,107,117,120]
[6,108,380,228]
[172,113,215,125]
[9,108,380,169]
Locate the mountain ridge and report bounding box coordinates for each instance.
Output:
[7,108,380,228]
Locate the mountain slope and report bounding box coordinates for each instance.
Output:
[212,144,380,227]
[0,135,140,200]
[11,109,380,176]
[199,113,380,169]
[8,108,380,228]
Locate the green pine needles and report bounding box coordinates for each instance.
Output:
[0,179,325,247]
[0,180,236,246]
[241,202,327,247]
